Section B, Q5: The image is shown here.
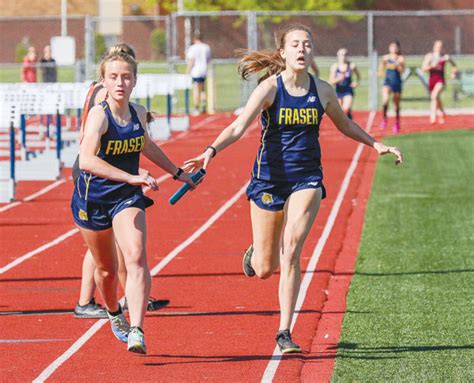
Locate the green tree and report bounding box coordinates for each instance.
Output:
[95,33,107,62]
[143,0,373,12]
[15,40,28,63]
[150,28,167,59]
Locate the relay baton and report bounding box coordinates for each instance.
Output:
[169,169,206,205]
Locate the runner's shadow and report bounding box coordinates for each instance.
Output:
[0,308,74,316]
[0,276,80,283]
[143,352,397,367]
[149,309,371,318]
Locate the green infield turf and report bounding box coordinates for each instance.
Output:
[331,129,474,382]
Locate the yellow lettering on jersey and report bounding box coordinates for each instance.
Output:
[105,136,145,155]
[121,139,129,153]
[129,138,136,152]
[278,108,319,126]
[112,140,123,155]
[278,108,285,125]
[105,140,114,154]
[285,108,293,125]
[300,109,307,124]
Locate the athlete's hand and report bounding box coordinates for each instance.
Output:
[177,171,200,189]
[129,170,159,191]
[374,142,403,165]
[183,150,213,172]
[350,81,359,89]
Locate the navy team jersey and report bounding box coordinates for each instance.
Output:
[252,74,325,183]
[335,65,353,96]
[384,57,402,90]
[75,101,145,203]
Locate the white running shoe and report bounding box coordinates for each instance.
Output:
[107,310,130,343]
[127,326,147,354]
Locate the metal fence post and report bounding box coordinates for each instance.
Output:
[84,15,94,81]
[165,15,171,61]
[247,11,258,51]
[171,12,178,58]
[367,11,374,58]
[368,51,378,112]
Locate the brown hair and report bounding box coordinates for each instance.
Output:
[98,52,138,81]
[237,24,313,83]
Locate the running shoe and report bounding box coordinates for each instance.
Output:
[127,326,147,354]
[123,297,170,312]
[380,118,388,129]
[242,244,256,277]
[73,298,108,319]
[276,329,301,354]
[393,121,400,134]
[438,114,446,124]
[107,309,130,343]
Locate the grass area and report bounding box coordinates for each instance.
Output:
[1,56,472,112]
[331,130,474,382]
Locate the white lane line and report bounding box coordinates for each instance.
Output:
[0,179,67,213]
[32,181,249,383]
[0,339,72,343]
[0,174,170,275]
[0,228,79,275]
[261,110,376,382]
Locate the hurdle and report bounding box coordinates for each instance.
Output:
[0,82,89,201]
[0,104,18,202]
[133,74,192,140]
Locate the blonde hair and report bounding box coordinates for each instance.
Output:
[107,43,136,58]
[237,24,313,83]
[98,52,138,80]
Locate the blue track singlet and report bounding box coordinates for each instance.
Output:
[335,64,353,97]
[75,101,145,203]
[252,74,325,183]
[384,56,402,92]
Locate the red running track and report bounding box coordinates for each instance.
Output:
[0,111,471,382]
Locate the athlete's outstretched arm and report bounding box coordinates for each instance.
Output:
[329,63,340,85]
[447,56,459,78]
[133,103,196,186]
[351,63,361,88]
[378,56,386,77]
[318,80,403,165]
[79,105,158,190]
[397,55,406,73]
[422,53,433,72]
[183,77,277,171]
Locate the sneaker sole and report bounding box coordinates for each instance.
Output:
[128,344,147,354]
[147,299,170,311]
[280,346,302,354]
[242,246,256,277]
[74,313,108,319]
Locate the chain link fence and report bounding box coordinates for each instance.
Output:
[1,10,473,112]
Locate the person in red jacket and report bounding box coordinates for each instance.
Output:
[21,46,37,83]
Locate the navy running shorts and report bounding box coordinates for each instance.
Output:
[336,90,354,99]
[192,77,206,84]
[383,78,402,93]
[71,192,154,231]
[246,177,326,212]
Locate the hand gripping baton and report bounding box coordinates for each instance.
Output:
[169,169,206,205]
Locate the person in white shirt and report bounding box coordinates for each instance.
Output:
[186,32,212,115]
